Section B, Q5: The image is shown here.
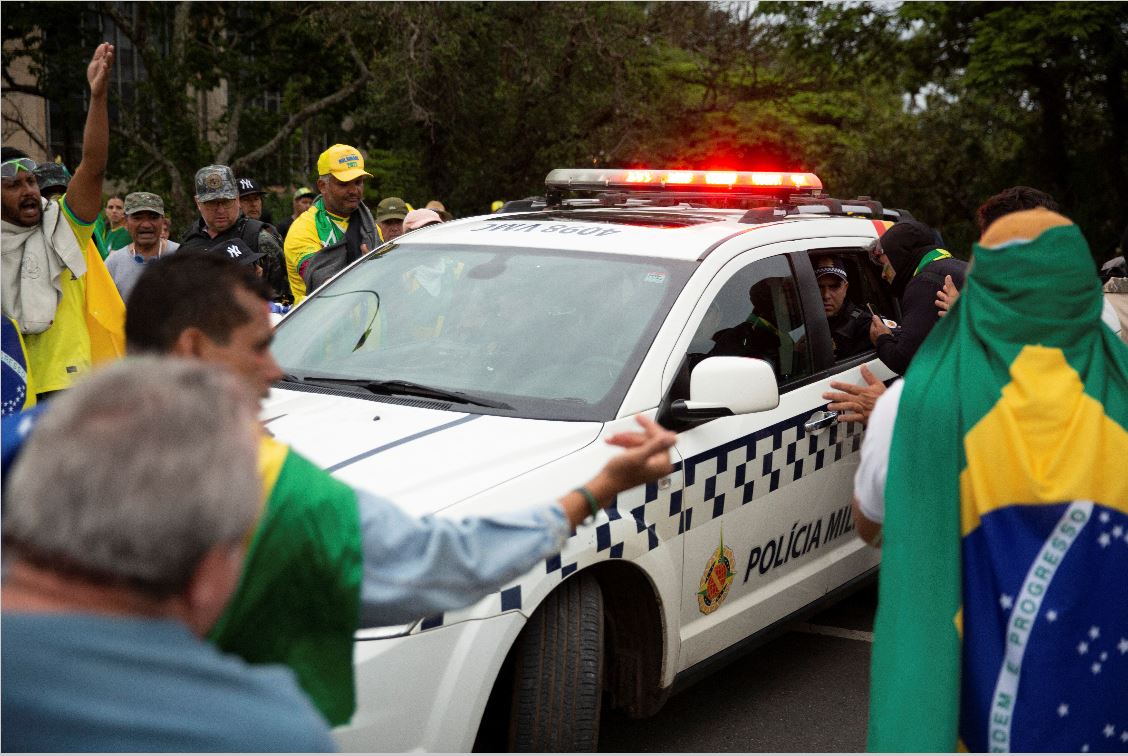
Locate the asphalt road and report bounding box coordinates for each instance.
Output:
[598,582,878,753]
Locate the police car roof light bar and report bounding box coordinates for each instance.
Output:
[736,197,909,225]
[545,168,823,194]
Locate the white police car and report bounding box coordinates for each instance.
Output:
[266,169,904,751]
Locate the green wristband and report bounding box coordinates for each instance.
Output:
[576,486,601,520]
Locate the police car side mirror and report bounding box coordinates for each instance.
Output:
[669,356,780,425]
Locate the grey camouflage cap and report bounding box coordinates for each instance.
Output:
[124,191,165,216]
[194,164,238,202]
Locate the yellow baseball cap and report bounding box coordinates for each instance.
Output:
[316,144,373,182]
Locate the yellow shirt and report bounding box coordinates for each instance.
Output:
[22,197,96,393]
[284,207,348,303]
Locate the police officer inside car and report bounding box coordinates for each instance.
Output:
[812,254,870,359]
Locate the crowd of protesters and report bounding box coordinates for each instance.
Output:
[0,46,678,751]
[3,138,461,405]
[2,43,1127,753]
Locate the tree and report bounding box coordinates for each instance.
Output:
[745,1,1128,258]
[901,2,1128,256]
[4,1,1124,254]
[3,1,375,231]
[345,2,673,214]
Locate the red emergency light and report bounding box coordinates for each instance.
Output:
[546,168,823,193]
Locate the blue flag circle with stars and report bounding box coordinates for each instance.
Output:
[1,317,31,417]
[961,501,1128,752]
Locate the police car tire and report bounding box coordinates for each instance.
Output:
[509,574,604,752]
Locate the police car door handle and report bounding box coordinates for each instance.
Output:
[804,410,838,433]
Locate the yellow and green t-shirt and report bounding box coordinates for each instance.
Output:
[22,196,97,393]
[284,206,349,304]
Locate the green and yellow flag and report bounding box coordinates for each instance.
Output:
[868,209,1128,751]
[209,436,364,726]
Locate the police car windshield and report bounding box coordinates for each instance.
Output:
[272,244,693,421]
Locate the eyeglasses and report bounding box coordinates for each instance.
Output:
[1,158,38,179]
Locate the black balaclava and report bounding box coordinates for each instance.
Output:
[881,220,939,297]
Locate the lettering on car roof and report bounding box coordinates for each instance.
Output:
[471,221,621,237]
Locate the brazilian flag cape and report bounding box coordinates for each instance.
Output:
[867,209,1128,752]
[1,315,35,416]
[209,436,364,726]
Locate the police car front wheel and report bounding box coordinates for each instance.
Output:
[510,574,605,752]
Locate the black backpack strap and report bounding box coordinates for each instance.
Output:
[240,218,264,248]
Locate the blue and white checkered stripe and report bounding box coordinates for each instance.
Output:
[418,409,864,630]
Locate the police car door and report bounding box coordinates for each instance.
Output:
[662,241,875,670]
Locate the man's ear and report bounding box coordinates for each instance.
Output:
[169,326,212,359]
[181,543,245,637]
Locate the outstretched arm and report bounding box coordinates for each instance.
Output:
[356,415,676,625]
[64,43,114,223]
[557,414,676,527]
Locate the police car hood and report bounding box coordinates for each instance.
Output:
[262,387,602,516]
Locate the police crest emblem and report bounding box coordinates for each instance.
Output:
[697,529,736,614]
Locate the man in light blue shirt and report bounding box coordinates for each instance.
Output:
[2,359,337,752]
[4,252,678,727]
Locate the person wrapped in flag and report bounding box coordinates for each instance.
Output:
[854,208,1128,751]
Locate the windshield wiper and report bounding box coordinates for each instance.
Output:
[295,376,513,410]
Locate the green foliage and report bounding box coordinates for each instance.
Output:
[3,1,1124,255]
[2,4,106,169]
[895,2,1128,255]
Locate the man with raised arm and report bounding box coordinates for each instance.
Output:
[0,43,122,402]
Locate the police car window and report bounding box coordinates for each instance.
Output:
[272,244,693,422]
[807,248,897,363]
[677,254,811,398]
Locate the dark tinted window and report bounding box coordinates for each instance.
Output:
[672,254,811,401]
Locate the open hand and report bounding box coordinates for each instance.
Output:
[87,43,115,99]
[602,415,676,491]
[823,364,885,425]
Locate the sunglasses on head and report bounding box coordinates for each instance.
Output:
[1,157,38,179]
